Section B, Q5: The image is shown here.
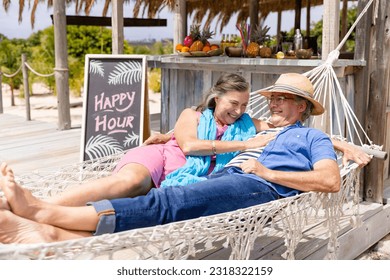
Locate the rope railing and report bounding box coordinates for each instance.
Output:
[24,62,55,78]
[1,64,23,78]
[0,53,57,118]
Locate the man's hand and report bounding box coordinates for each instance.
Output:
[341,144,372,167]
[240,158,268,176]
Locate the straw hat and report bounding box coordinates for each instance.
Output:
[259,73,325,115]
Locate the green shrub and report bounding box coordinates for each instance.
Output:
[148,68,161,93]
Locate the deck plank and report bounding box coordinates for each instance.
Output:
[0,114,81,174]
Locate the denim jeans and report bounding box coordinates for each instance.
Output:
[90,169,279,234]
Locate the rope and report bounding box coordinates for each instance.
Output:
[0,65,22,78]
[24,62,55,77]
[335,0,375,53]
[326,0,375,66]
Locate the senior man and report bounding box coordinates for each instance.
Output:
[0,73,342,243]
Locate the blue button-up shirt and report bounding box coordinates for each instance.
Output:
[227,122,337,197]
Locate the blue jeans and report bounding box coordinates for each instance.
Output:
[90,169,279,235]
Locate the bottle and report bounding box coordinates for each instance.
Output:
[221,34,226,53]
[294,29,303,51]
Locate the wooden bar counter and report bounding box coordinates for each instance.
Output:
[147,55,366,133]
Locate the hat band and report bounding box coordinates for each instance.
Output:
[272,84,313,99]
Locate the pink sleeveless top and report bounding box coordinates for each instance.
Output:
[113,111,228,187]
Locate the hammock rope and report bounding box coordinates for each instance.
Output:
[0,0,384,260]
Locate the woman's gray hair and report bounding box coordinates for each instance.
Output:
[196,73,249,111]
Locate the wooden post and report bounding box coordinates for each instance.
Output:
[306,0,311,38]
[53,0,71,130]
[294,0,302,31]
[340,0,348,52]
[322,0,340,59]
[249,0,259,29]
[363,0,390,203]
[21,54,31,121]
[354,0,373,198]
[0,73,3,114]
[174,0,186,50]
[112,0,124,54]
[276,10,282,50]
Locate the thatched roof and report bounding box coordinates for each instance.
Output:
[132,0,326,31]
[2,0,351,30]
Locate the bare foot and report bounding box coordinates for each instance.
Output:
[0,163,11,210]
[0,162,48,222]
[0,209,53,244]
[0,197,10,210]
[0,209,91,244]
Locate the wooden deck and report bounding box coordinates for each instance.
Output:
[0,114,81,174]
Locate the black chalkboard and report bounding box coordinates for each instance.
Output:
[81,54,148,162]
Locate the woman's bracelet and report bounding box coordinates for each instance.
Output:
[211,140,217,155]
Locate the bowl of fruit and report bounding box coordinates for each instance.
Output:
[175,24,222,57]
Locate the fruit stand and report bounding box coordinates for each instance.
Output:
[147,54,366,133]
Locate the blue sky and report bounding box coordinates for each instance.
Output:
[0,2,356,42]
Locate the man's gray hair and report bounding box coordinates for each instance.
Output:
[294,96,314,122]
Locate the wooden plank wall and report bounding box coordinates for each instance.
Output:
[362,0,390,203]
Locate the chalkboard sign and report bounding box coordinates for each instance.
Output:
[81,54,148,162]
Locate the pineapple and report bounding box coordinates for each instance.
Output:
[190,24,202,41]
[250,24,272,58]
[246,42,260,58]
[189,24,203,51]
[200,25,215,46]
[189,25,214,52]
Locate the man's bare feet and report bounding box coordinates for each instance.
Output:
[0,162,49,223]
[0,209,53,244]
[1,162,99,233]
[0,197,10,210]
[0,163,11,210]
[0,209,92,244]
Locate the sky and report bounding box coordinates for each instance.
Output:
[0,1,357,42]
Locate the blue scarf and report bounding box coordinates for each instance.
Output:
[160,109,256,188]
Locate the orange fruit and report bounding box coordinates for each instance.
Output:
[202,45,211,52]
[210,44,219,50]
[175,43,183,52]
[181,46,190,53]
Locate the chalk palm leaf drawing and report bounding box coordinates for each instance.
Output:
[108,61,142,85]
[89,60,104,77]
[85,135,123,160]
[124,131,140,147]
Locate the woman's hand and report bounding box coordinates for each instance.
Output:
[143,133,172,145]
[243,133,276,150]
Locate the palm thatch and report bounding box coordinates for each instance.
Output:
[3,0,351,31]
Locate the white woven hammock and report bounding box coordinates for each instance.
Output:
[0,0,383,260]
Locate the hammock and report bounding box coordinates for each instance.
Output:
[0,0,385,260]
